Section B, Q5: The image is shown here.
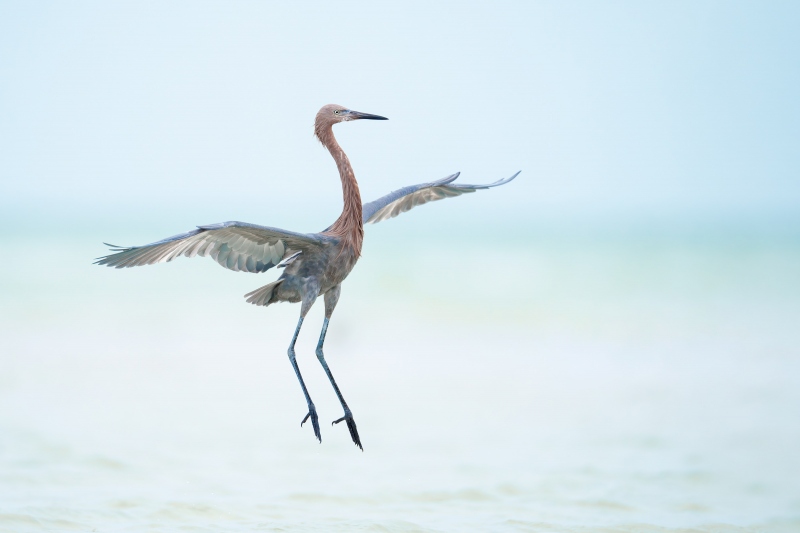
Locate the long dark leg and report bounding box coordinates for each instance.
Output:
[316,286,362,450]
[288,315,321,442]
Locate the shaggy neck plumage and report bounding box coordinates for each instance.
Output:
[316,123,363,256]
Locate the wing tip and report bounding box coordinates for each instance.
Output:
[102,242,131,251]
[93,256,123,268]
[481,170,521,187]
[445,171,461,183]
[499,170,521,185]
[447,170,521,190]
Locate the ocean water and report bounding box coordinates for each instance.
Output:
[1,219,799,532]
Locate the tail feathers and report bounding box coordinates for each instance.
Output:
[244,279,283,306]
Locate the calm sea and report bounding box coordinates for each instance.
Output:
[1,216,798,532]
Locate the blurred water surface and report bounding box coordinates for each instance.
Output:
[1,215,798,532]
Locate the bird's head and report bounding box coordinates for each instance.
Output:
[315,104,388,139]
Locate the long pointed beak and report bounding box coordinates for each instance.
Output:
[349,110,388,120]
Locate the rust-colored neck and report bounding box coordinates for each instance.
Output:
[317,124,363,256]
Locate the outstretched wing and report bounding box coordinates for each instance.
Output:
[362,171,520,224]
[95,221,327,273]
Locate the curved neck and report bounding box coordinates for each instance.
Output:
[317,125,363,255]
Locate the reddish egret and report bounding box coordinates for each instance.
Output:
[96,104,518,450]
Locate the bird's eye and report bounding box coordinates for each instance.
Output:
[334,110,340,115]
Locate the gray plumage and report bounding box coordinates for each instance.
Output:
[97,222,319,273]
[362,171,519,224]
[96,104,518,450]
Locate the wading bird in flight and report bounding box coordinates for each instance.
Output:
[96,104,518,450]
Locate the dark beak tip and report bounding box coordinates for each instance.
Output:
[352,111,388,121]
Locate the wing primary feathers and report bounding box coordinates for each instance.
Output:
[362,171,520,225]
[96,221,325,273]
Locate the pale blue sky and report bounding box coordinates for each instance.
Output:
[1,1,798,233]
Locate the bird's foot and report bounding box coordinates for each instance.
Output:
[301,405,321,443]
[332,409,362,450]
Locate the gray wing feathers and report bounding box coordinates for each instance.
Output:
[362,171,520,224]
[95,221,324,273]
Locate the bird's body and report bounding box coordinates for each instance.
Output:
[97,104,518,450]
[251,104,366,311]
[273,239,354,306]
